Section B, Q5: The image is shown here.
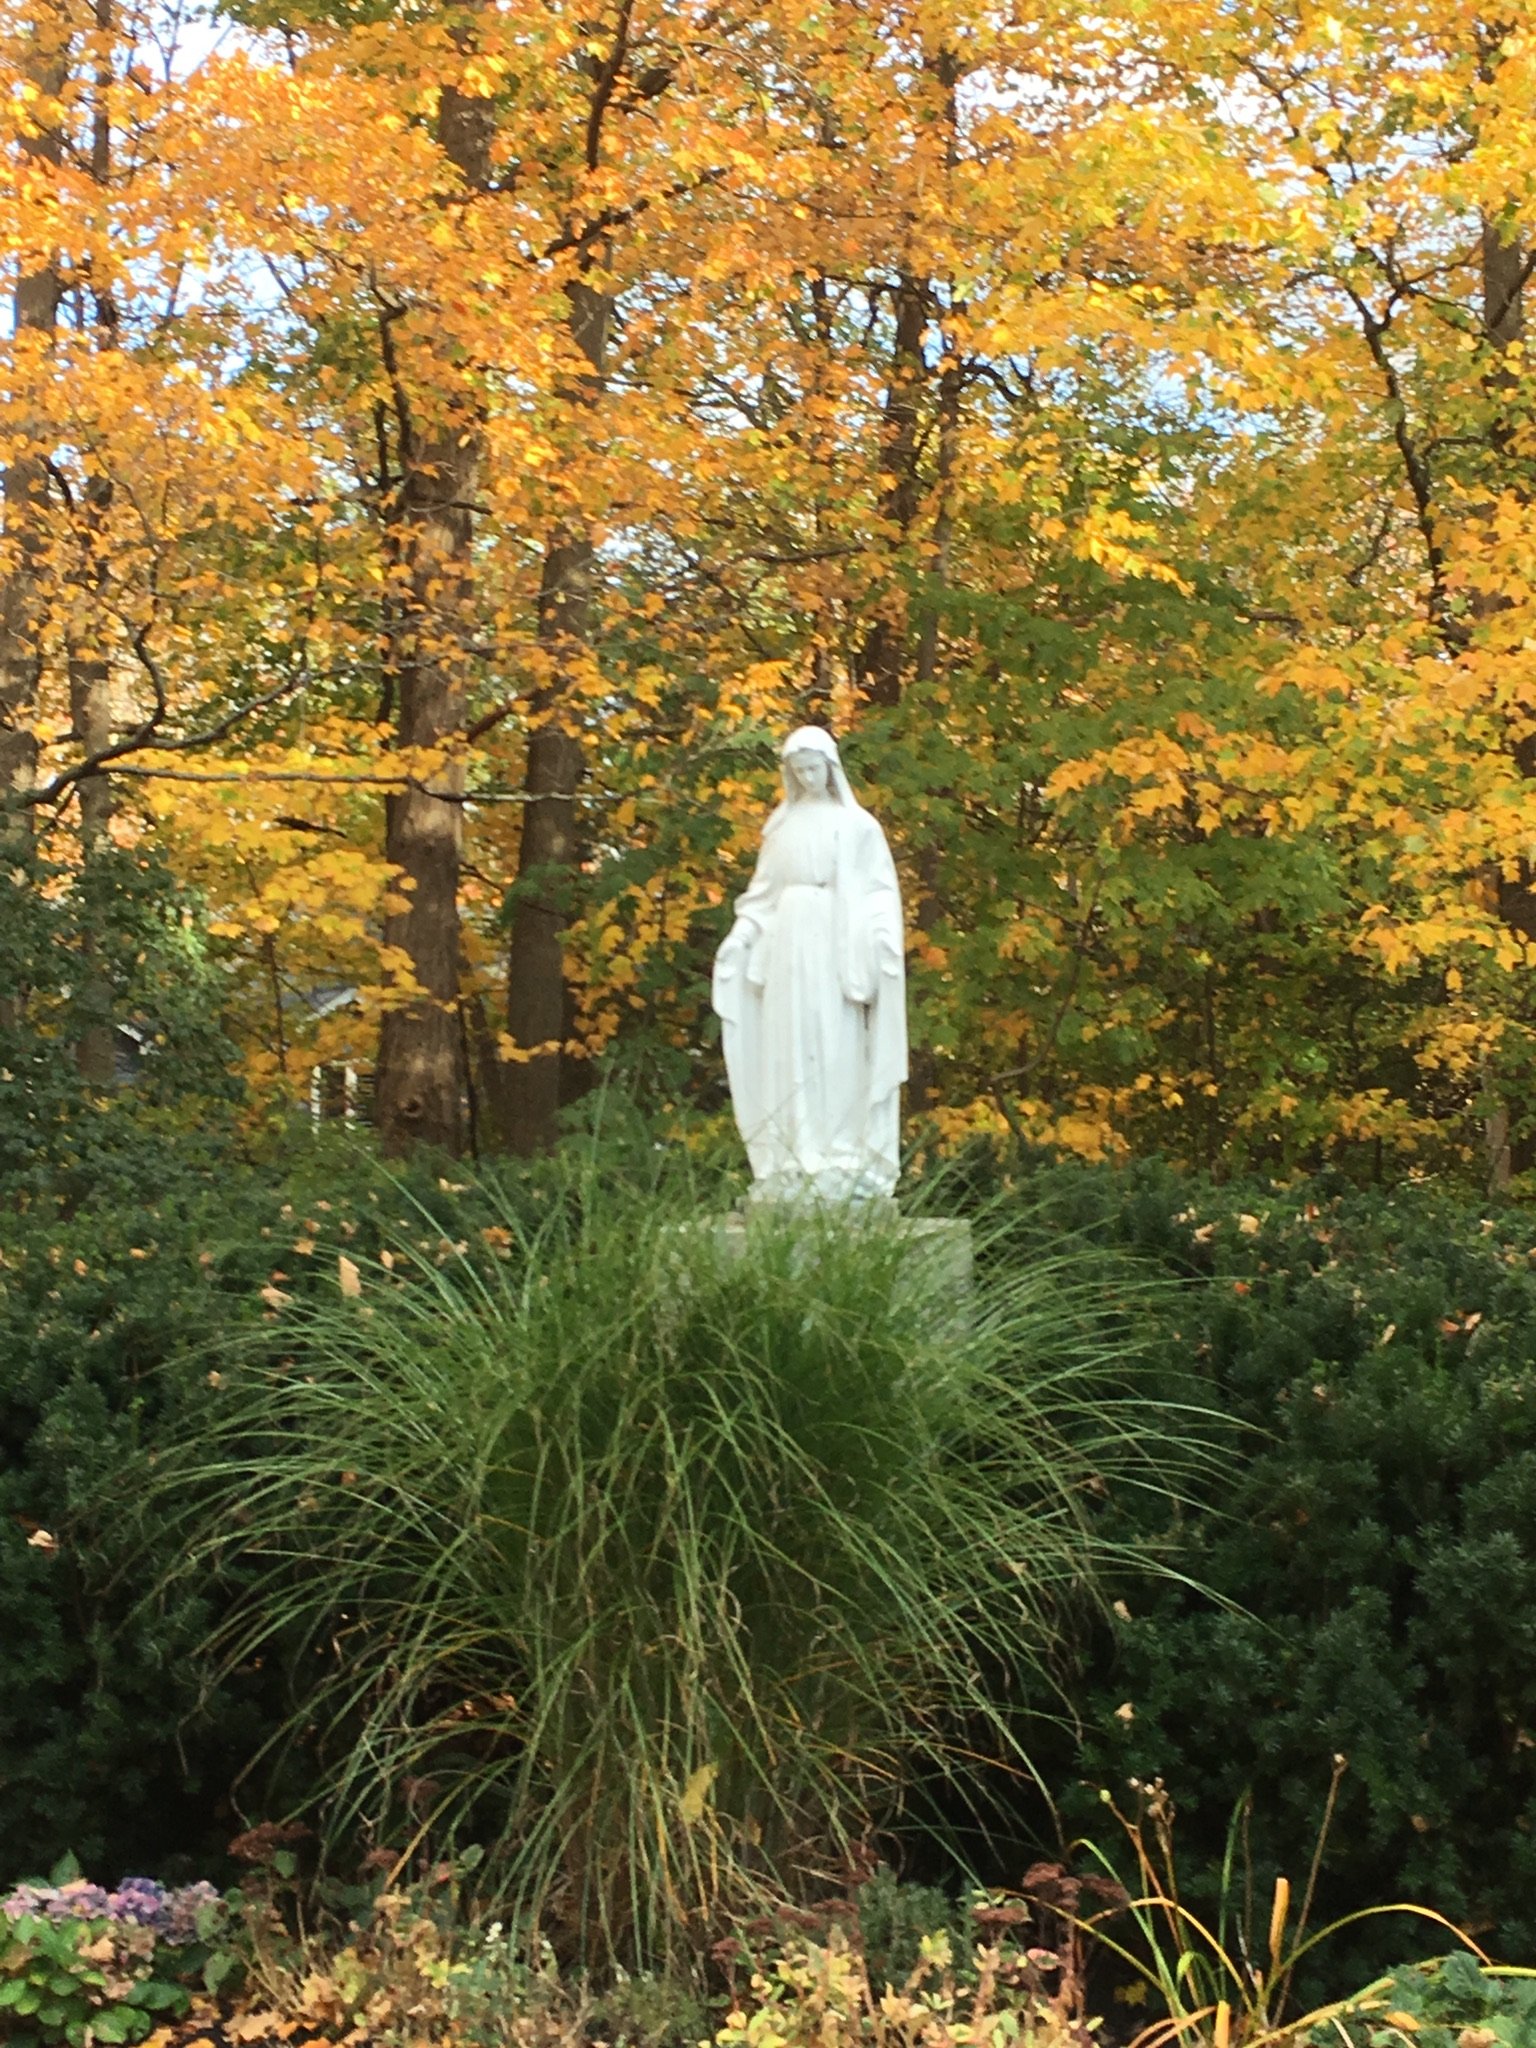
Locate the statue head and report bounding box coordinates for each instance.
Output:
[780,726,851,806]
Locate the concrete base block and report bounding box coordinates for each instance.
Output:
[698,1208,974,1305]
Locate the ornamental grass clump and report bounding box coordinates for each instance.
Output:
[159,1153,1211,1972]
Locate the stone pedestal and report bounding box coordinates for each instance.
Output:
[700,1208,973,1307]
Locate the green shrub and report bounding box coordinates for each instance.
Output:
[0,1143,298,1876]
[0,1047,725,1884]
[0,841,276,1877]
[0,1108,581,1880]
[979,1153,1536,1982]
[850,1864,975,1992]
[154,1150,1207,1971]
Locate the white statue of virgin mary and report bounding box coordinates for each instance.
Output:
[711,727,908,1203]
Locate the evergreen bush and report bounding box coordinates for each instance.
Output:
[0,845,270,1877]
[0,1135,285,1875]
[0,1118,553,1880]
[980,1153,1536,1980]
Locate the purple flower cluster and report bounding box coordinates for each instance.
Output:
[1,1877,220,1945]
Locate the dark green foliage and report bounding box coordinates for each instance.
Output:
[0,1120,579,1880]
[970,1149,1536,1983]
[850,1864,975,1990]
[0,845,269,1877]
[0,1138,289,1876]
[12,1034,1536,2005]
[0,842,243,1198]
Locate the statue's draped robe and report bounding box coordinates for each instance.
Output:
[712,795,907,1200]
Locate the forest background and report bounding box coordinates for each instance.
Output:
[10,0,1536,1183]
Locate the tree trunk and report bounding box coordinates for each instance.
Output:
[853,47,957,711]
[903,332,962,1116]
[498,277,610,1155]
[1479,213,1533,1186]
[71,0,119,1088]
[375,676,467,1153]
[373,417,477,1155]
[885,50,962,1107]
[0,18,65,827]
[373,79,494,1155]
[913,351,960,692]
[854,275,928,708]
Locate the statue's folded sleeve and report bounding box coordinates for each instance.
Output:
[839,812,908,1101]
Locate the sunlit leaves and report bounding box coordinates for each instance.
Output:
[13,0,1536,1174]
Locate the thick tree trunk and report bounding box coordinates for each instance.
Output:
[498,278,610,1155]
[373,79,493,1155]
[0,25,64,825]
[375,647,468,1153]
[0,21,65,1048]
[373,422,477,1154]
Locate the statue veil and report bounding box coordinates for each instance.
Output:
[765,725,860,818]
